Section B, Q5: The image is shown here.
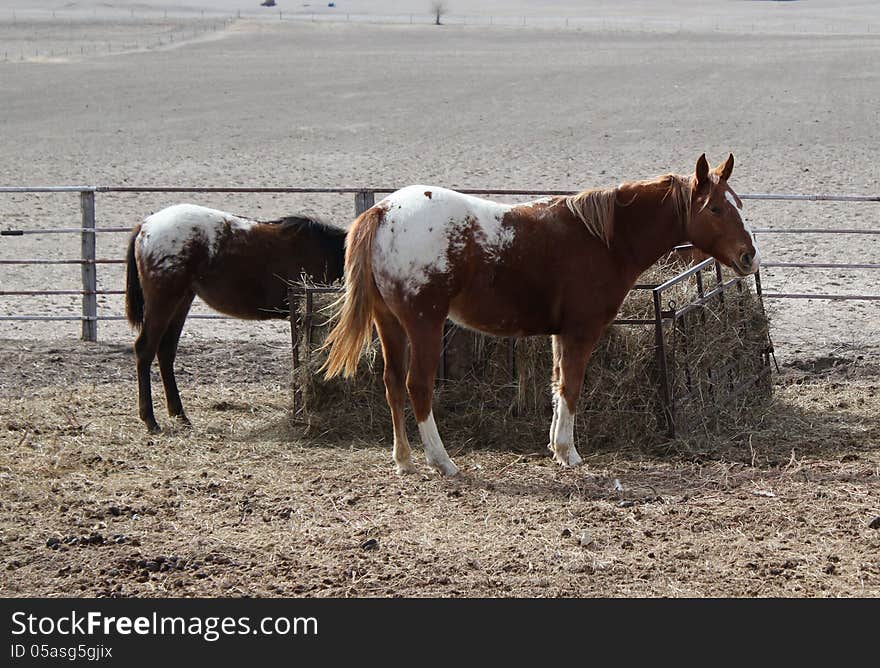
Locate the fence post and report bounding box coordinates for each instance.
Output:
[288,285,303,416]
[652,288,673,436]
[354,190,375,216]
[80,190,98,342]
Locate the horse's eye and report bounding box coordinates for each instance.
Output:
[710,206,722,215]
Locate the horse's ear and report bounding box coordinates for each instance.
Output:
[715,153,734,181]
[695,153,710,189]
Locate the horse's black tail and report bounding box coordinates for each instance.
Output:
[125,225,145,330]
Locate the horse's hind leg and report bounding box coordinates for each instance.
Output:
[374,306,416,475]
[157,292,194,427]
[134,277,183,434]
[403,317,459,476]
[134,316,166,435]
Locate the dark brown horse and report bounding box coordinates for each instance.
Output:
[321,154,760,476]
[126,203,346,433]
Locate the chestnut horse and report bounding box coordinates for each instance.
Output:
[126,203,346,433]
[321,154,760,476]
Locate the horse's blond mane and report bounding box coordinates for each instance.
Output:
[561,174,693,247]
[562,188,618,247]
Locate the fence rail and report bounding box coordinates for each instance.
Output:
[2,8,876,36]
[1,186,878,342]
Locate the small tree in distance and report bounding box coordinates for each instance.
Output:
[431,1,447,25]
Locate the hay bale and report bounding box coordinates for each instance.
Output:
[290,259,772,452]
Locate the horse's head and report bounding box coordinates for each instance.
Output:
[685,153,760,276]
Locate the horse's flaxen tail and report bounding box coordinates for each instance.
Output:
[320,207,383,379]
[125,225,145,330]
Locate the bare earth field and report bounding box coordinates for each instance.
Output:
[1,3,879,597]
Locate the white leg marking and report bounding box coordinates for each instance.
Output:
[417,412,459,476]
[551,399,583,467]
[547,387,560,452]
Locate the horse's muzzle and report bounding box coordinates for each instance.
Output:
[733,250,759,276]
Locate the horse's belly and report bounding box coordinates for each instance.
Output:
[195,279,287,320]
[448,293,551,338]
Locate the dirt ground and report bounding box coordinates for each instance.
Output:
[0,337,878,598]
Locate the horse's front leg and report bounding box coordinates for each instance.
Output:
[547,334,561,454]
[550,331,602,467]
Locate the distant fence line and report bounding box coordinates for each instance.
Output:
[1,185,879,342]
[0,18,230,62]
[1,8,877,37]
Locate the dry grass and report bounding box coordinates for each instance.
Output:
[1,281,877,598]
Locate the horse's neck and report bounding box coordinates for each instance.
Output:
[611,185,686,283]
[306,226,346,283]
[330,231,347,281]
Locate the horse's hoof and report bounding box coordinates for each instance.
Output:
[145,422,162,435]
[395,460,417,475]
[174,416,192,429]
[553,446,583,468]
[429,459,460,477]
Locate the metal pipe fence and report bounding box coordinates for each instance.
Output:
[1,186,878,342]
[2,9,876,36]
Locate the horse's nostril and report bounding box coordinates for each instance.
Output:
[740,252,753,267]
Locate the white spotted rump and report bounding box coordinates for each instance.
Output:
[136,203,256,272]
[372,186,528,297]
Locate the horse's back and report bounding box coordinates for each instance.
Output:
[380,185,507,223]
[137,203,256,272]
[372,186,515,295]
[143,203,253,233]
